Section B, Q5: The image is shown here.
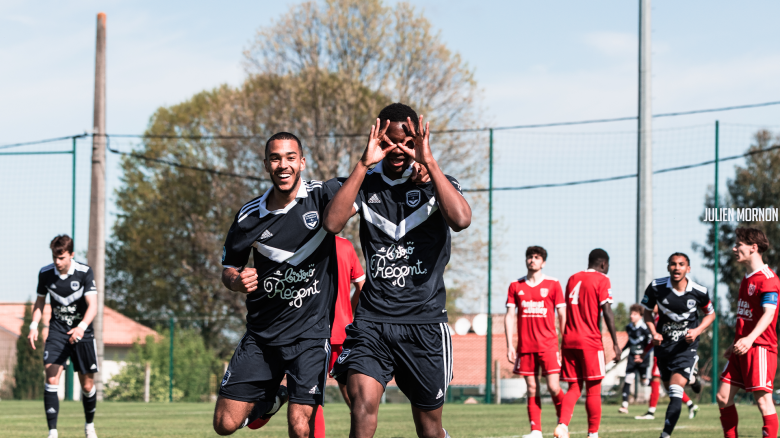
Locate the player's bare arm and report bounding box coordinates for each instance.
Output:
[601,302,622,361]
[398,115,471,231]
[645,309,663,345]
[67,293,97,344]
[734,309,774,355]
[504,306,516,363]
[685,310,715,344]
[221,267,258,294]
[323,119,392,234]
[556,305,566,338]
[28,294,46,350]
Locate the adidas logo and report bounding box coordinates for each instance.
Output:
[90,364,97,370]
[309,385,321,395]
[518,290,524,295]
[368,194,381,204]
[260,230,273,240]
[436,389,443,399]
[47,407,57,414]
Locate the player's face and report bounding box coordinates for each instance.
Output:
[732,241,755,263]
[525,253,545,272]
[52,251,73,274]
[382,122,415,173]
[630,310,642,324]
[264,140,306,194]
[667,256,690,281]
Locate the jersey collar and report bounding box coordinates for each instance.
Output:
[58,259,76,279]
[372,161,415,186]
[256,181,309,218]
[745,264,769,279]
[523,274,546,288]
[664,277,694,295]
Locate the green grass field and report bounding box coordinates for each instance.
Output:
[1,400,774,437]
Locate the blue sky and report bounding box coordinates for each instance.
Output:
[2,1,780,309]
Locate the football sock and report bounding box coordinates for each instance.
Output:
[559,380,581,426]
[314,406,325,438]
[239,400,274,428]
[82,386,97,424]
[527,393,542,431]
[681,391,691,406]
[662,384,683,436]
[551,388,564,420]
[762,413,777,438]
[44,384,59,430]
[649,380,660,409]
[622,382,631,404]
[585,381,602,434]
[719,405,738,438]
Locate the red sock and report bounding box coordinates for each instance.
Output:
[763,413,777,438]
[528,393,542,431]
[682,391,691,405]
[649,380,660,409]
[313,405,325,438]
[559,381,581,426]
[719,404,738,438]
[551,389,564,420]
[585,381,602,434]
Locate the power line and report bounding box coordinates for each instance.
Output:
[0,134,87,150]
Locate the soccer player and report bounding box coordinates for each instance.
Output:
[28,235,99,438]
[325,103,472,438]
[619,304,651,414]
[214,132,342,437]
[641,252,715,438]
[504,246,566,438]
[717,227,780,438]
[554,249,621,438]
[313,235,366,438]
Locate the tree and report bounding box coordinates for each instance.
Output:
[13,302,44,400]
[107,0,486,352]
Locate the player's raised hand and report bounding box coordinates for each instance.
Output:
[652,332,663,346]
[410,162,431,184]
[28,327,38,350]
[507,348,516,364]
[360,119,393,168]
[396,116,435,167]
[232,268,259,294]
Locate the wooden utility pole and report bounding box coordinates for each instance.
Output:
[87,12,107,400]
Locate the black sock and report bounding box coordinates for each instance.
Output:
[44,384,59,430]
[663,384,684,436]
[622,382,631,403]
[82,386,97,424]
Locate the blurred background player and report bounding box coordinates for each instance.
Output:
[29,235,99,438]
[718,227,780,438]
[504,246,566,438]
[618,304,650,414]
[326,104,471,438]
[313,236,365,438]
[641,252,714,438]
[554,249,621,438]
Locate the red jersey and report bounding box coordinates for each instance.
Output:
[562,269,613,351]
[506,275,565,353]
[331,237,366,345]
[735,265,780,353]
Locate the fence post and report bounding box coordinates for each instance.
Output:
[144,362,151,403]
[169,316,174,402]
[486,128,494,404]
[712,120,720,404]
[495,359,501,405]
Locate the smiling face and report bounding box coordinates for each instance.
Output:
[667,255,690,282]
[381,121,416,173]
[264,139,305,194]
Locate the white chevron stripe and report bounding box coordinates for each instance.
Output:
[252,228,328,266]
[47,286,84,306]
[361,196,438,240]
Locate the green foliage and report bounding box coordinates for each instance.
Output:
[104,326,220,402]
[13,302,44,400]
[613,302,629,332]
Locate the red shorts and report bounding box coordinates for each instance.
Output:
[720,346,777,392]
[652,357,660,378]
[513,349,561,376]
[561,348,606,382]
[328,344,343,376]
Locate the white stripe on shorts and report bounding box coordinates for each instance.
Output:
[598,350,605,377]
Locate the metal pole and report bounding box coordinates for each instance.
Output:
[169,316,174,402]
[636,0,653,302]
[712,120,720,404]
[66,136,77,401]
[495,359,501,405]
[144,362,151,403]
[486,128,494,404]
[87,12,107,400]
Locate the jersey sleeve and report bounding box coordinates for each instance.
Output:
[36,271,47,298]
[222,213,253,269]
[553,281,565,308]
[317,178,343,207]
[445,175,464,195]
[599,276,613,306]
[506,283,517,308]
[349,243,366,283]
[84,268,97,296]
[640,282,657,311]
[759,278,780,309]
[697,288,715,315]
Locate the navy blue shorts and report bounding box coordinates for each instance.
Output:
[44,330,98,375]
[656,348,698,382]
[331,320,452,410]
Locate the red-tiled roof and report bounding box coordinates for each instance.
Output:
[0,303,157,347]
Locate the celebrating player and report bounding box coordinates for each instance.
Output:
[29,235,99,438]
[214,132,341,437]
[554,249,621,438]
[718,227,780,438]
[504,246,566,438]
[619,304,651,414]
[640,252,715,438]
[325,103,472,438]
[313,236,366,438]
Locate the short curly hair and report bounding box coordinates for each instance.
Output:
[377,103,419,131]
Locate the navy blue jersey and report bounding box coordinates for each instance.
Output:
[625,320,651,356]
[36,260,97,337]
[352,162,462,323]
[222,179,340,346]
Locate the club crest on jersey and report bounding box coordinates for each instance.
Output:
[302,211,319,230]
[687,299,696,309]
[540,288,549,298]
[748,284,756,296]
[71,281,80,291]
[406,190,421,207]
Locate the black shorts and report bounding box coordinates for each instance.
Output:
[43,330,99,375]
[331,320,453,410]
[625,354,649,376]
[219,333,330,406]
[656,348,698,382]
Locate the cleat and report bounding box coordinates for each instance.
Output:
[634,412,655,420]
[618,406,629,414]
[85,424,98,438]
[553,423,569,438]
[48,431,58,438]
[248,385,288,430]
[522,431,543,438]
[688,404,699,419]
